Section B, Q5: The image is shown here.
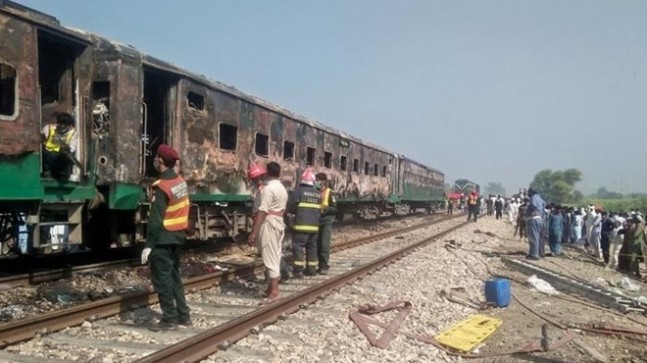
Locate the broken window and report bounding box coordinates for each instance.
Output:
[283,141,295,160]
[324,152,332,168]
[340,156,348,171]
[306,147,315,166]
[382,166,387,177]
[219,123,237,150]
[0,63,17,119]
[364,162,369,175]
[374,164,378,176]
[187,91,204,111]
[255,133,269,156]
[353,159,359,173]
[92,81,110,134]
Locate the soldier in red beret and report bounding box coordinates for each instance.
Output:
[141,144,191,331]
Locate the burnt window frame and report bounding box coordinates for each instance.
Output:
[306,147,316,166]
[353,158,359,173]
[0,62,19,121]
[324,151,332,169]
[373,163,378,176]
[186,91,205,112]
[283,140,295,161]
[382,165,387,177]
[254,132,270,157]
[364,162,369,175]
[218,122,238,151]
[340,155,348,171]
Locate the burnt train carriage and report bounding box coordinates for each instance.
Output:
[0,0,445,255]
[0,1,97,254]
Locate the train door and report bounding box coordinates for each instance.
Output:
[141,68,177,177]
[37,29,88,181]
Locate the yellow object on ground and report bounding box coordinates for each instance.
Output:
[435,314,502,352]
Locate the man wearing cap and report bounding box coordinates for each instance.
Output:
[287,168,321,277]
[315,172,337,275]
[247,162,288,302]
[141,144,191,331]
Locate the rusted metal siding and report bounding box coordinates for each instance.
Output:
[179,80,248,195]
[91,39,144,185]
[0,13,38,155]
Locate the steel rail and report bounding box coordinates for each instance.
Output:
[0,214,461,347]
[135,221,470,363]
[0,214,444,288]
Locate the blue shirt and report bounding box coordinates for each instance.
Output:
[526,194,546,218]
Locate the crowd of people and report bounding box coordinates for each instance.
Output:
[483,188,647,281]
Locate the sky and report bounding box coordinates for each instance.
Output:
[16,0,647,195]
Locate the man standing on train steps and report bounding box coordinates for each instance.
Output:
[247,162,288,303]
[141,144,191,331]
[315,173,337,275]
[287,168,322,278]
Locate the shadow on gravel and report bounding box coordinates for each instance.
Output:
[512,354,572,363]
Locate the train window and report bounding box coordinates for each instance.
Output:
[283,141,295,160]
[324,152,332,168]
[353,159,359,172]
[187,91,205,111]
[306,147,315,166]
[373,164,378,176]
[219,123,237,150]
[364,162,369,175]
[382,166,387,177]
[0,63,17,119]
[340,156,348,171]
[255,133,269,156]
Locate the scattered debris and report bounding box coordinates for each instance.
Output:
[618,277,640,292]
[527,275,559,295]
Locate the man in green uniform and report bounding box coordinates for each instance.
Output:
[315,173,337,275]
[141,144,191,331]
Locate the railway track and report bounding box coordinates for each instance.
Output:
[0,214,466,362]
[0,213,436,289]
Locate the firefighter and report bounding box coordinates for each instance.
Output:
[141,144,191,331]
[287,168,321,277]
[315,172,337,275]
[467,190,479,222]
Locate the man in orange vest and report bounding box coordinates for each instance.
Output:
[141,144,191,331]
[467,190,480,222]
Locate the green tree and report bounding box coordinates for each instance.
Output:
[572,190,584,203]
[483,182,506,196]
[593,186,624,199]
[529,169,582,204]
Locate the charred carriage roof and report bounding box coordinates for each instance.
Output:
[74,30,399,156]
[0,1,92,45]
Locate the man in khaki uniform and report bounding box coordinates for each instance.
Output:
[247,162,288,302]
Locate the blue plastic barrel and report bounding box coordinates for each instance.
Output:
[484,278,510,307]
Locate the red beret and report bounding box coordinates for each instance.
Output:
[157,144,179,161]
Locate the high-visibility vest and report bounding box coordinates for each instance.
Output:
[44,125,75,153]
[153,176,190,231]
[320,187,331,209]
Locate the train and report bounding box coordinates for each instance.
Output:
[454,179,480,195]
[0,0,445,256]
